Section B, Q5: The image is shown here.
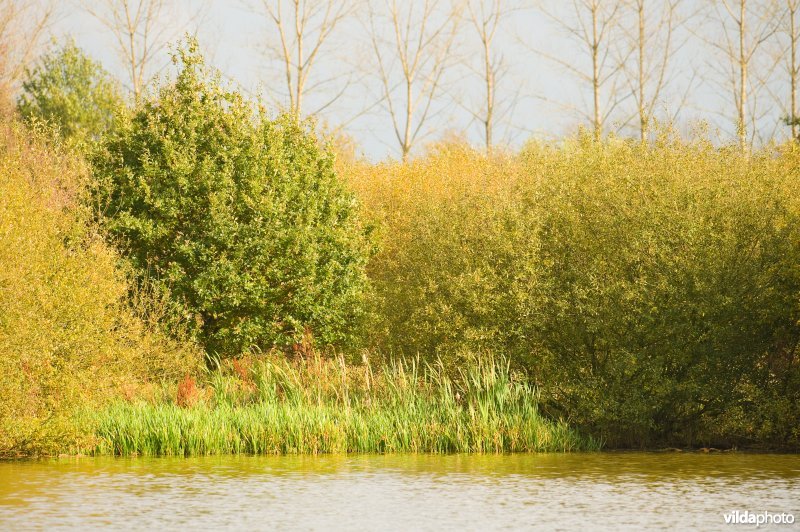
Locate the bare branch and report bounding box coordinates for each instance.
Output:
[244,0,357,118]
[80,0,208,101]
[617,0,689,140]
[0,0,54,96]
[366,0,461,160]
[528,0,628,137]
[463,0,525,154]
[695,0,783,149]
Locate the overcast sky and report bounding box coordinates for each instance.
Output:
[49,0,795,160]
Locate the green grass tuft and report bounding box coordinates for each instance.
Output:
[89,355,598,456]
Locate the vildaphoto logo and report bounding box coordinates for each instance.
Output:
[724,510,795,527]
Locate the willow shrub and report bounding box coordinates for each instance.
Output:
[0,119,200,457]
[346,142,535,361]
[92,41,373,358]
[347,134,800,448]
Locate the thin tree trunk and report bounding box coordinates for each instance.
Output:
[592,1,601,137]
[294,1,304,117]
[637,0,646,141]
[738,0,748,150]
[124,2,140,100]
[484,33,494,155]
[403,77,413,161]
[791,1,798,139]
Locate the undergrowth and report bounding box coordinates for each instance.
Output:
[88,354,597,455]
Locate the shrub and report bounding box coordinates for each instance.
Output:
[347,143,535,364]
[0,118,200,457]
[17,41,124,147]
[346,134,800,448]
[518,136,800,447]
[92,40,373,358]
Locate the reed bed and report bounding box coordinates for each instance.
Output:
[89,355,597,456]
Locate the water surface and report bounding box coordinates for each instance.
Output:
[1,453,798,530]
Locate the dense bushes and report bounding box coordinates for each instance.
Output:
[347,135,800,448]
[92,42,373,358]
[0,119,200,457]
[6,34,799,452]
[17,41,123,147]
[348,144,535,363]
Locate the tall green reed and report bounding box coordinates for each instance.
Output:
[90,354,598,456]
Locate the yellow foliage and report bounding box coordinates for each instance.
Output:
[0,119,201,456]
[343,132,800,446]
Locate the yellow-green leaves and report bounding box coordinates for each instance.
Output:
[93,40,373,358]
[347,136,800,448]
[17,40,124,149]
[0,120,200,457]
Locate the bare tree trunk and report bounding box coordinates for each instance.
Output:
[465,0,517,156]
[248,0,354,119]
[738,0,748,149]
[637,0,646,140]
[591,0,601,137]
[623,0,684,142]
[532,0,626,137]
[484,42,494,153]
[707,0,779,150]
[124,1,141,99]
[403,76,413,161]
[789,0,799,139]
[368,0,459,161]
[793,8,798,138]
[295,3,304,115]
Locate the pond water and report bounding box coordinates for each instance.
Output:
[0,452,798,530]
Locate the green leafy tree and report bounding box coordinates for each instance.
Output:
[92,39,373,358]
[17,41,123,146]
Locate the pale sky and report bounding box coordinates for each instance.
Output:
[49,0,795,160]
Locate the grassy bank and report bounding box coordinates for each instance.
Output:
[86,355,597,456]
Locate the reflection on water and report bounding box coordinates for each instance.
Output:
[1,453,798,530]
